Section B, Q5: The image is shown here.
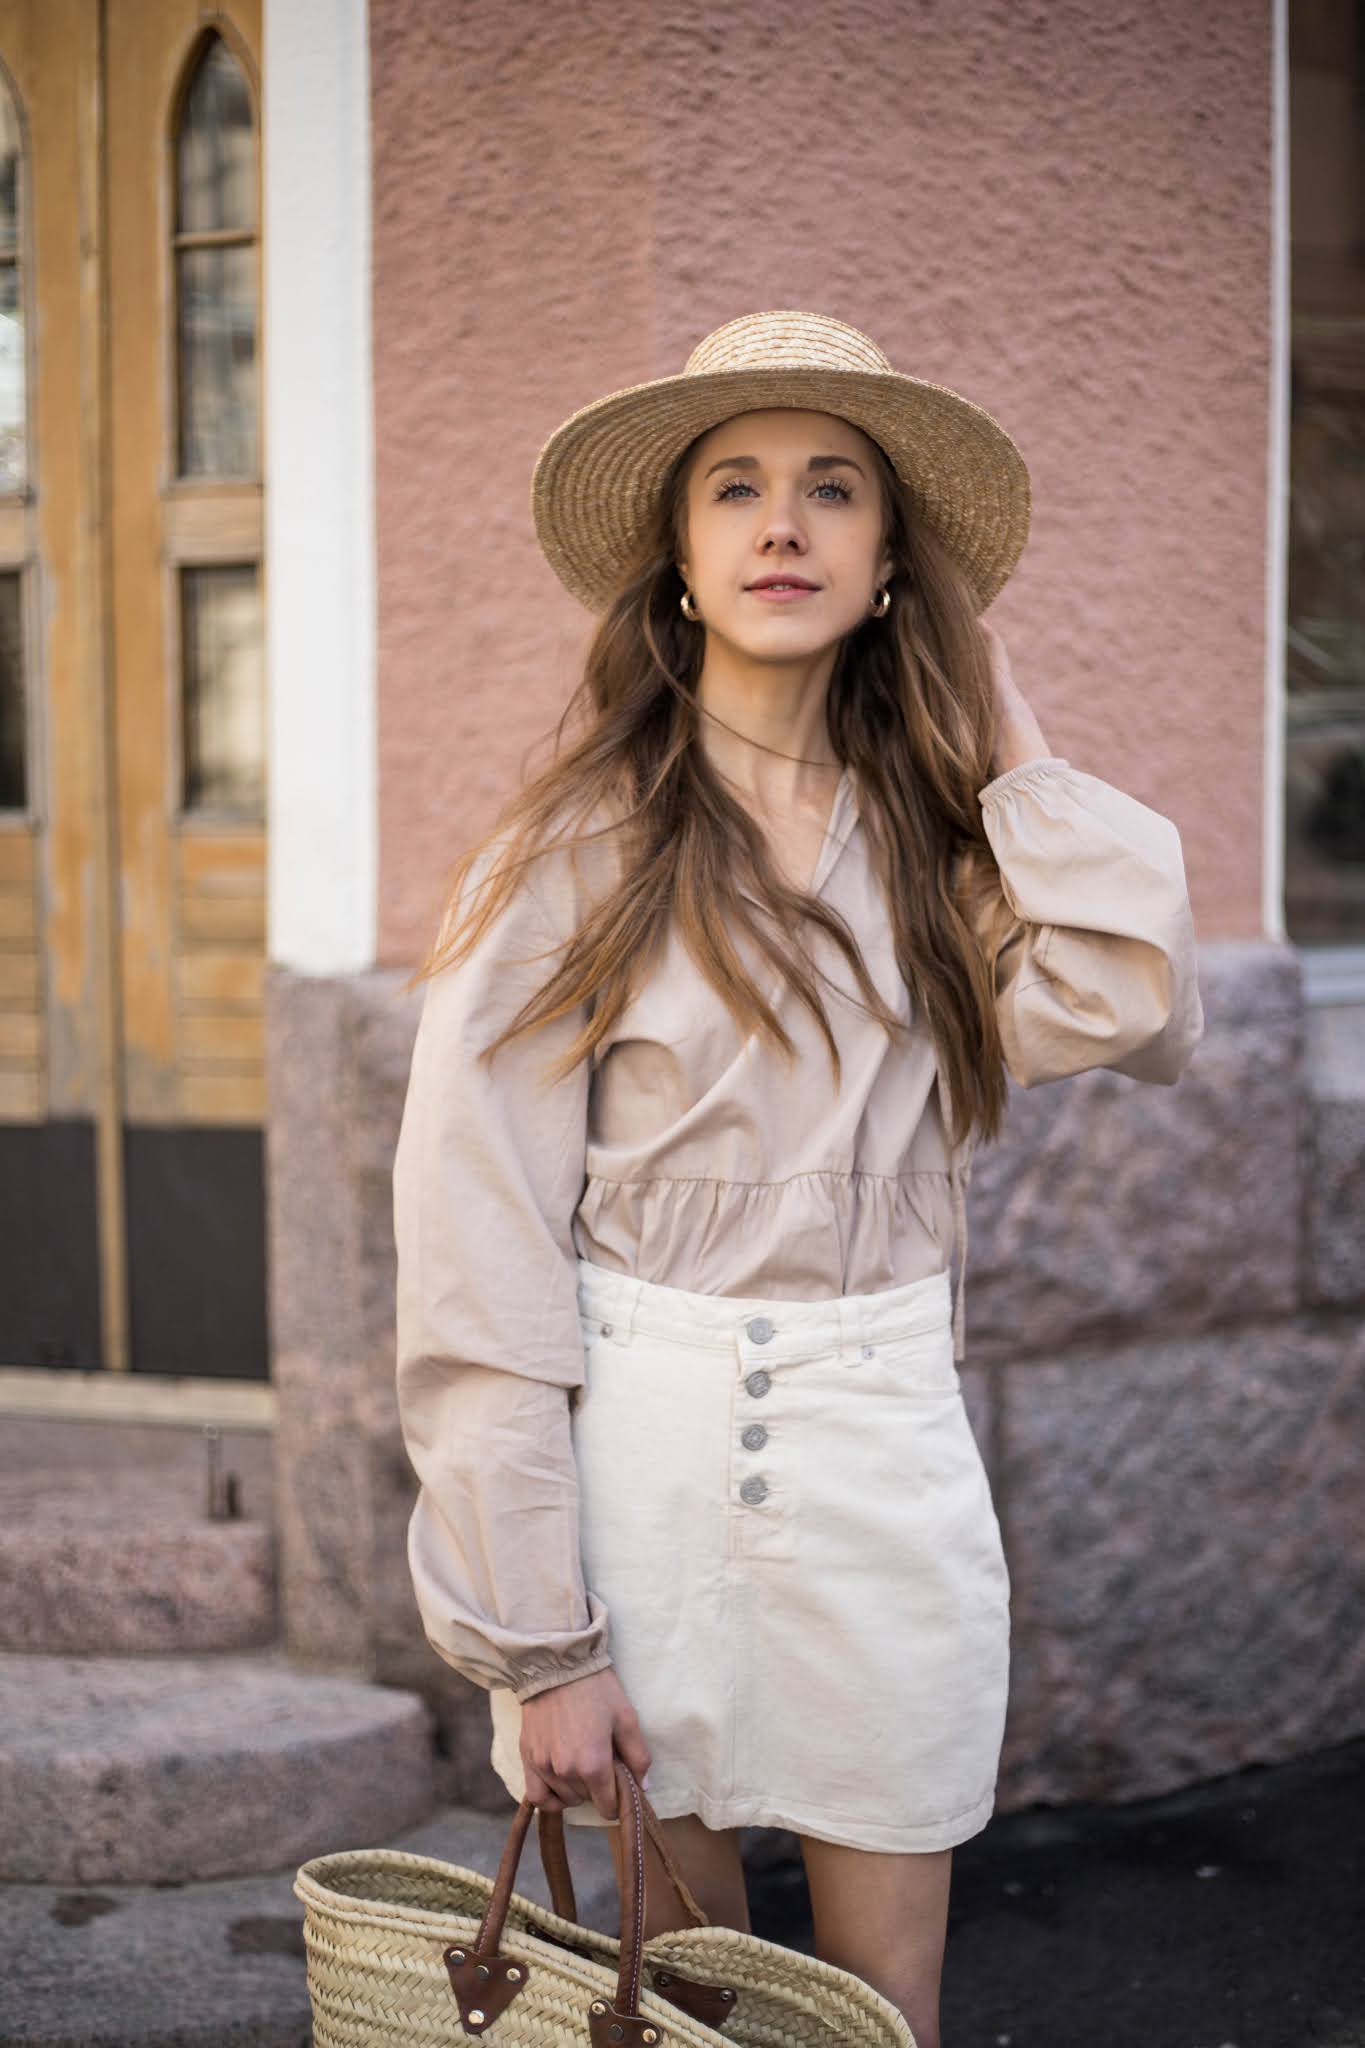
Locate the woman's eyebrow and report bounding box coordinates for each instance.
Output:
[701,453,867,479]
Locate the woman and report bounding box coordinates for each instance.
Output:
[392,310,1204,2046]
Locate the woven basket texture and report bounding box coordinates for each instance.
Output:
[295,1844,915,2047]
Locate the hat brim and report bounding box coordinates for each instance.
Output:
[531,363,1031,615]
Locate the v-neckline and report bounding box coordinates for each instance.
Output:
[805,761,856,898]
[739,762,856,903]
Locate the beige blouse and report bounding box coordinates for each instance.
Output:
[393,754,1204,1703]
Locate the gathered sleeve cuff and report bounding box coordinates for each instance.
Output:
[974,755,1205,1089]
[404,1365,614,1702]
[392,844,612,1699]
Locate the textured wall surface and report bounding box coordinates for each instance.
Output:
[371,0,1273,963]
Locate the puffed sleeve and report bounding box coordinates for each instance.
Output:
[392,843,613,1703]
[975,755,1205,1087]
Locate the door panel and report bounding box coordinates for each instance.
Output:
[0,0,268,1377]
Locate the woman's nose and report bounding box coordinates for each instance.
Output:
[757,508,809,553]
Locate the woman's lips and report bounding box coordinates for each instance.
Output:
[746,584,820,602]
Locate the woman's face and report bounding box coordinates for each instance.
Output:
[678,408,895,661]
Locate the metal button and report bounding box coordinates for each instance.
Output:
[861,1343,875,1359]
[739,1475,768,1505]
[600,1323,613,1338]
[745,1315,775,1344]
[744,1368,771,1398]
[741,1422,768,1450]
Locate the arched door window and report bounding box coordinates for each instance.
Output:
[170,29,263,819]
[174,30,256,478]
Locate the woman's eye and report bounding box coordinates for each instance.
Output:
[713,477,853,503]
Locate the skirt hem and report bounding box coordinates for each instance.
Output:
[554,1782,998,1854]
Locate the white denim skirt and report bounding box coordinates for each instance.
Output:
[488,1255,1011,1854]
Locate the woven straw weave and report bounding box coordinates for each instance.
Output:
[530,308,1031,618]
[294,1841,915,2047]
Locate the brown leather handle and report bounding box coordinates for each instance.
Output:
[450,1753,708,2041]
[535,1768,709,1932]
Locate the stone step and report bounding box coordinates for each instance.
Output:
[0,1648,439,1884]
[4,1799,623,2048]
[0,1468,276,1655]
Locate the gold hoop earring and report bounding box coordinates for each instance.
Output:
[680,589,702,622]
[870,585,891,618]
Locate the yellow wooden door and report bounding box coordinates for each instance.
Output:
[0,0,268,1376]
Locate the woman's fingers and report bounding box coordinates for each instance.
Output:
[523,1759,587,1812]
[521,1759,560,1809]
[582,1753,621,1821]
[612,1719,652,1789]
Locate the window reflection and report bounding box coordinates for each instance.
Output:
[181,565,263,815]
[174,35,256,477]
[1286,7,1365,942]
[0,571,24,809]
[0,77,26,493]
[177,33,254,234]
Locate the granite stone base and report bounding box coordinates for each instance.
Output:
[263,939,1365,1811]
[993,1308,1365,1809]
[0,1649,437,1884]
[0,1468,275,1655]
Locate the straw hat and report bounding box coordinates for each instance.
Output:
[531,308,1031,615]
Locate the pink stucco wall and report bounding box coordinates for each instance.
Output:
[372,0,1272,968]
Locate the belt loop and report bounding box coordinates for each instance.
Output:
[948,1131,976,1366]
[939,1065,974,1367]
[837,1291,868,1361]
[615,1272,645,1345]
[949,1162,967,1364]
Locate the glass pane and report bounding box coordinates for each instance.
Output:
[0,261,24,493]
[1286,6,1365,943]
[0,570,24,809]
[177,244,257,475]
[181,565,264,814]
[176,36,254,235]
[0,78,19,256]
[0,80,25,491]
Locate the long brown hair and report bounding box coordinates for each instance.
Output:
[402,430,1021,1152]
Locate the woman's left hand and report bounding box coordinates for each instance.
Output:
[980,618,1053,780]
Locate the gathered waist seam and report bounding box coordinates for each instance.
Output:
[581,1164,953,1191]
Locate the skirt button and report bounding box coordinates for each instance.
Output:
[741,1422,768,1450]
[740,1475,769,1505]
[745,1315,775,1344]
[744,1369,771,1398]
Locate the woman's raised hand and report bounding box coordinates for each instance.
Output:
[979,616,1053,780]
[519,1664,653,1820]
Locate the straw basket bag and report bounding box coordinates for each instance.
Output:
[294,1753,916,2046]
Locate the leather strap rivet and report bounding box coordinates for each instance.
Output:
[468,2011,485,2027]
[507,1966,522,1981]
[644,2031,660,2044]
[655,1971,672,1985]
[722,1988,735,2000]
[591,2001,608,2015]
[448,1949,466,1965]
[608,2025,625,2042]
[475,1963,490,1979]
